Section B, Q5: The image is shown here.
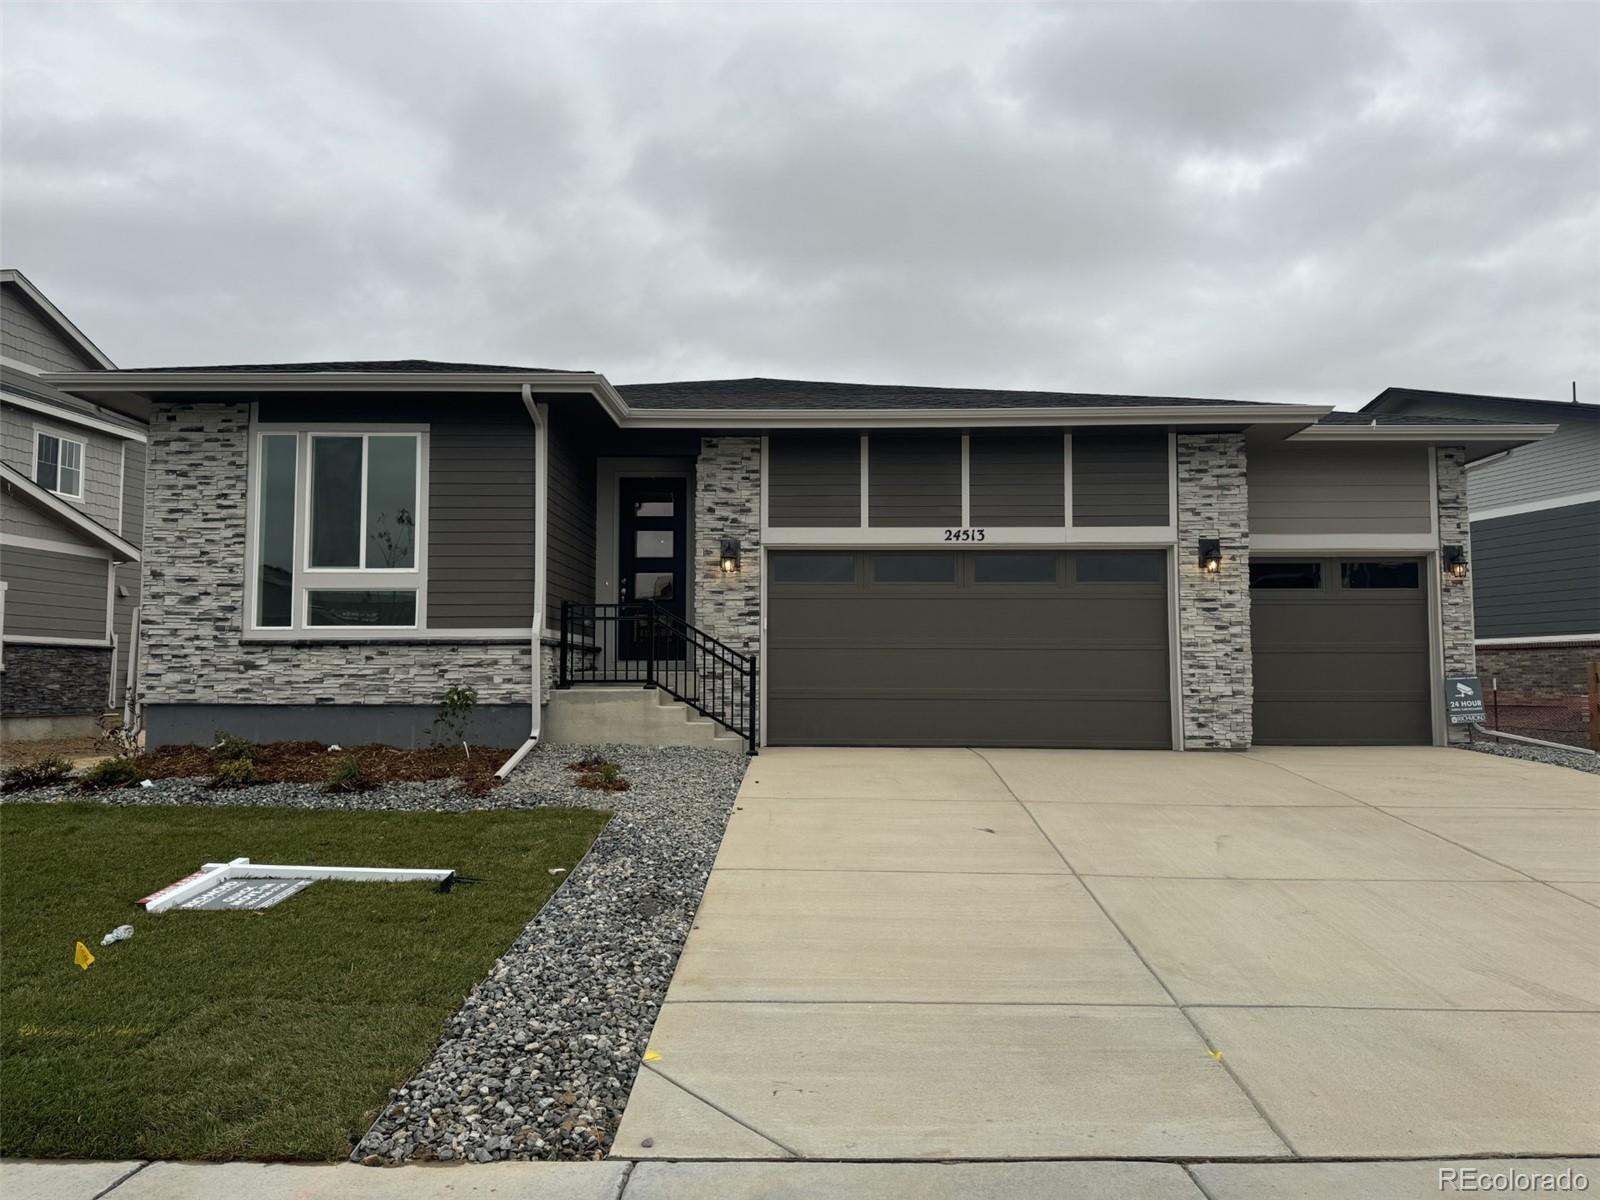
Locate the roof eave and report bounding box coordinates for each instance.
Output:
[0,270,116,370]
[1289,422,1558,463]
[44,370,1332,429]
[0,462,140,561]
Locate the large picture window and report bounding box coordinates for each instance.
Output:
[35,431,85,500]
[250,427,426,633]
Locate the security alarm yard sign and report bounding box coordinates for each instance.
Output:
[1444,675,1486,725]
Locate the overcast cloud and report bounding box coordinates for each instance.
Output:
[3,1,1596,408]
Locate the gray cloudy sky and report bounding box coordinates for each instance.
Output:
[3,1,1596,408]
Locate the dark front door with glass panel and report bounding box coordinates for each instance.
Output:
[618,477,688,658]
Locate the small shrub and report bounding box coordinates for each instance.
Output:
[576,760,630,792]
[210,731,257,765]
[80,757,142,791]
[0,755,74,792]
[99,724,141,759]
[434,686,479,758]
[324,755,364,793]
[210,758,259,789]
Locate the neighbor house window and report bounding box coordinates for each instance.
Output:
[250,428,426,632]
[35,431,84,500]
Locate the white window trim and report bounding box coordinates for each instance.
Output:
[243,422,430,637]
[32,427,86,502]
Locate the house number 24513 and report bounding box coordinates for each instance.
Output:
[942,528,987,542]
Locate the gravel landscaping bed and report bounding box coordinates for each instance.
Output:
[4,741,746,1162]
[1467,738,1600,776]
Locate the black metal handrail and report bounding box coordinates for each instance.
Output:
[559,601,759,755]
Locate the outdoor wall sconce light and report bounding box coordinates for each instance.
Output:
[719,537,741,574]
[1198,537,1222,575]
[1443,544,1468,579]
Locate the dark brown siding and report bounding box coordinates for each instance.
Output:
[427,408,536,628]
[769,434,860,527]
[1072,431,1169,526]
[970,434,1065,526]
[1249,444,1431,535]
[868,434,961,527]
[544,404,597,616]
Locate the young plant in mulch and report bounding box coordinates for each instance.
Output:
[433,686,479,761]
[209,757,259,789]
[568,755,631,792]
[324,754,365,794]
[79,757,142,791]
[210,731,258,766]
[0,755,74,793]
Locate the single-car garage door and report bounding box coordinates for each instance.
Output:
[766,549,1171,748]
[1250,557,1432,745]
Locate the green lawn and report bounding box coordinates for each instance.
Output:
[0,802,608,1161]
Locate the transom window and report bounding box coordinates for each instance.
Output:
[250,428,427,631]
[35,431,84,500]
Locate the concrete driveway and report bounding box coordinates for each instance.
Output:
[613,746,1600,1162]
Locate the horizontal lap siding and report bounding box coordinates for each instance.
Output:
[2,546,108,639]
[970,434,1065,527]
[1472,502,1600,637]
[427,411,536,629]
[1249,444,1432,535]
[1,288,98,372]
[544,404,596,617]
[1072,432,1168,526]
[868,435,961,527]
[769,435,860,527]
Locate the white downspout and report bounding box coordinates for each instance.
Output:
[495,385,549,779]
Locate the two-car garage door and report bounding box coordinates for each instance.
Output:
[765,549,1172,748]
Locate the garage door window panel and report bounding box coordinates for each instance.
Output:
[771,553,857,585]
[1074,551,1164,585]
[1340,560,1421,589]
[1250,561,1323,590]
[872,553,957,584]
[974,552,1059,584]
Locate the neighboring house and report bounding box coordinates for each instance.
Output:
[46,362,1553,752]
[1363,388,1599,739]
[0,270,144,739]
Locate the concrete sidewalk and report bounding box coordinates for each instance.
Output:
[8,1158,1599,1199]
[613,746,1600,1161]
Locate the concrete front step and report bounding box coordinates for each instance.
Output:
[542,687,747,754]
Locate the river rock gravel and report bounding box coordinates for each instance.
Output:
[1467,738,1600,776]
[5,741,746,1162]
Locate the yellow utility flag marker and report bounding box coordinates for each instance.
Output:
[74,942,95,970]
[1208,1049,1224,1061]
[644,1050,662,1062]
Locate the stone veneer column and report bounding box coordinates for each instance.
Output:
[1436,446,1476,745]
[140,401,530,711]
[693,437,762,656]
[1176,432,1252,749]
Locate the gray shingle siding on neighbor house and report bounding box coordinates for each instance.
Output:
[0,402,128,528]
[867,434,963,526]
[1,287,99,372]
[768,434,861,527]
[1072,431,1169,526]
[1249,443,1433,535]
[970,434,1065,526]
[2,545,107,640]
[1472,501,1600,638]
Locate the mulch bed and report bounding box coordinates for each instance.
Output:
[129,742,508,793]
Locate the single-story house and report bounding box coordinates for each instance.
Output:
[1362,387,1598,737]
[45,362,1556,754]
[1,270,145,740]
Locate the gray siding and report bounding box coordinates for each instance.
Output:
[0,401,128,527]
[1,285,98,372]
[867,434,961,527]
[120,441,146,542]
[1249,444,1431,535]
[769,434,860,527]
[1072,431,1169,527]
[427,411,536,629]
[970,434,1065,527]
[1,545,109,640]
[1472,501,1600,638]
[544,403,597,616]
[1373,396,1600,511]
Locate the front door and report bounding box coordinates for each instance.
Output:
[618,477,689,658]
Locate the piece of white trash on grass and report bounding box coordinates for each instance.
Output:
[101,924,134,946]
[549,868,567,875]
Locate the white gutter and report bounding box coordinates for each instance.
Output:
[496,384,549,779]
[1288,423,1560,442]
[1471,725,1597,757]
